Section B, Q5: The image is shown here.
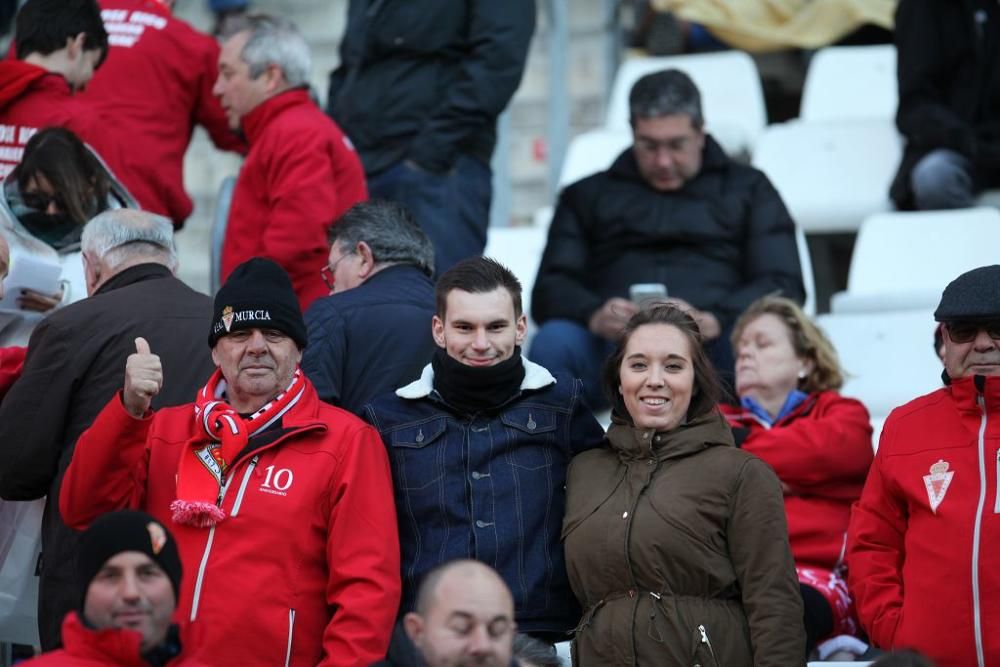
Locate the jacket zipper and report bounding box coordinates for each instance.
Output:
[189,472,233,621]
[698,625,717,664]
[285,608,296,667]
[230,455,259,517]
[189,455,258,620]
[187,426,321,622]
[972,395,987,667]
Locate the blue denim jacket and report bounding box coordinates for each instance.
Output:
[363,358,604,635]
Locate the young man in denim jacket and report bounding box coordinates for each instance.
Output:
[365,257,604,645]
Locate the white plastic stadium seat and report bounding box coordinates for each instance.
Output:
[752,119,902,234]
[558,129,633,190]
[817,309,942,419]
[800,45,897,122]
[796,225,816,317]
[830,207,1000,314]
[605,52,766,158]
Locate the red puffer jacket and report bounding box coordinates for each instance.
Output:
[722,391,873,569]
[21,613,206,666]
[60,376,400,667]
[221,89,367,311]
[848,376,1000,667]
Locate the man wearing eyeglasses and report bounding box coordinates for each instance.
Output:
[848,264,1000,667]
[530,68,804,407]
[301,200,436,415]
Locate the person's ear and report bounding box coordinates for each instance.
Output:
[356,241,376,279]
[82,251,100,297]
[402,612,424,644]
[67,33,87,61]
[432,315,446,349]
[263,64,285,94]
[514,313,527,346]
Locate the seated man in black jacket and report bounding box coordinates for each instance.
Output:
[890,0,1000,210]
[302,200,436,415]
[530,69,804,406]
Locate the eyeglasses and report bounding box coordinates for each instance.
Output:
[945,321,1000,344]
[22,191,66,213]
[319,251,354,291]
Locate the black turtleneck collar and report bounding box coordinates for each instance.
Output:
[431,347,526,416]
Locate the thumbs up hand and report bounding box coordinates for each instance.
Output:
[123,337,163,418]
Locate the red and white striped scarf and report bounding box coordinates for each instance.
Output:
[170,367,305,528]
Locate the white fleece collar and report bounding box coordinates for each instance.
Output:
[395,356,556,400]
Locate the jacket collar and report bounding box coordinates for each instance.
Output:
[396,357,556,400]
[607,133,729,188]
[60,612,148,666]
[241,87,312,143]
[948,374,1000,413]
[95,263,173,296]
[607,409,734,461]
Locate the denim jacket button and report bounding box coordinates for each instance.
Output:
[471,471,481,480]
[475,520,491,528]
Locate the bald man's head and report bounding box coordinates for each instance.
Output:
[405,560,515,667]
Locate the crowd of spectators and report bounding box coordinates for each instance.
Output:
[0,1,995,666]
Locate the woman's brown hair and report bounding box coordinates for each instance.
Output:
[13,127,110,226]
[602,305,723,426]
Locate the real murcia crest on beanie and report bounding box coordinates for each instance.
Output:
[222,306,234,332]
[146,521,167,555]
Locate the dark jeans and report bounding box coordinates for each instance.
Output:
[530,319,736,409]
[368,156,492,277]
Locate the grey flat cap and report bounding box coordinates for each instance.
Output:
[934,265,1000,322]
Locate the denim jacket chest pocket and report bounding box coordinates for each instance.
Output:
[388,418,449,490]
[501,407,559,470]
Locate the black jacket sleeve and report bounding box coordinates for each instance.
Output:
[407,0,536,172]
[531,187,606,326]
[0,319,75,500]
[713,173,804,331]
[894,0,977,157]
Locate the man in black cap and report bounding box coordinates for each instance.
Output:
[59,257,401,667]
[848,264,1000,666]
[22,510,204,666]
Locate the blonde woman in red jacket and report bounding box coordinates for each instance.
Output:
[721,296,873,660]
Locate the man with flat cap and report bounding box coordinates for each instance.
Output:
[59,257,401,666]
[848,264,1000,667]
[23,510,205,666]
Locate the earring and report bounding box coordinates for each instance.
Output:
[797,369,808,380]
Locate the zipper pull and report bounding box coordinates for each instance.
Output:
[699,625,709,644]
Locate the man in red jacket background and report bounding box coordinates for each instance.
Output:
[0,0,115,179]
[849,264,1000,667]
[81,0,246,228]
[213,14,367,311]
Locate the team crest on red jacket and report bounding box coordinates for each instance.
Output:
[922,459,954,514]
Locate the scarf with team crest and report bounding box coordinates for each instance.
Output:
[170,367,304,528]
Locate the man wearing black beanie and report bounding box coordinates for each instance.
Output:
[22,510,204,666]
[58,258,401,666]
